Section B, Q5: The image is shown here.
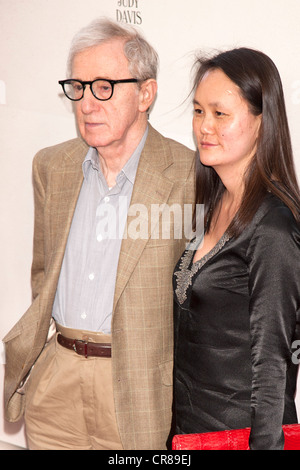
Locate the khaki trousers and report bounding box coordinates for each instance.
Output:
[24,324,123,450]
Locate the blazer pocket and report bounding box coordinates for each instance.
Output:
[159,359,173,387]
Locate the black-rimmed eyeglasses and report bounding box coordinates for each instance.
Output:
[58,78,139,101]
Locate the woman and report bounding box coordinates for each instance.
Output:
[173,48,300,450]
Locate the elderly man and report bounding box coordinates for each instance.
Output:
[3,18,194,450]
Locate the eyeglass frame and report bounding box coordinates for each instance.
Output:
[58,78,139,102]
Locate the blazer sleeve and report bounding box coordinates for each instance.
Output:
[247,204,300,450]
[31,151,46,300]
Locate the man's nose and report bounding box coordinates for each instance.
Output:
[80,86,101,113]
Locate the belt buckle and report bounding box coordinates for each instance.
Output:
[73,339,88,358]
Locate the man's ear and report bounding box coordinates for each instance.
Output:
[138,79,158,113]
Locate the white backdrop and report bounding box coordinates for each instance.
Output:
[1,0,300,448]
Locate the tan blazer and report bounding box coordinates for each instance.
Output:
[3,125,195,450]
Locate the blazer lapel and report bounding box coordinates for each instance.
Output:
[39,140,87,313]
[113,126,175,311]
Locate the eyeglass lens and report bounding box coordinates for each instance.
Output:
[63,80,113,101]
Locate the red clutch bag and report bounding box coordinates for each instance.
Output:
[172,424,300,450]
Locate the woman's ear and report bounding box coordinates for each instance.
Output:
[138,79,158,113]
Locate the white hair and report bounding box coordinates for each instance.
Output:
[67,17,159,81]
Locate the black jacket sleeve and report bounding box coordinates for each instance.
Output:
[247,204,300,450]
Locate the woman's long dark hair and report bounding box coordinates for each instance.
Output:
[193,47,300,237]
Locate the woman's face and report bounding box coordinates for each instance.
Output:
[193,69,261,181]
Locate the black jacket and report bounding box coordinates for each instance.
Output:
[173,194,300,450]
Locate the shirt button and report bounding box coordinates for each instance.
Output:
[104,196,110,203]
[97,234,103,242]
[89,273,95,281]
[81,312,87,320]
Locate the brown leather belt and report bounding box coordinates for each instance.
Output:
[57,333,111,358]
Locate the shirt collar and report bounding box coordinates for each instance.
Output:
[82,126,148,185]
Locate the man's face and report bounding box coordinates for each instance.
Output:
[72,39,146,155]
